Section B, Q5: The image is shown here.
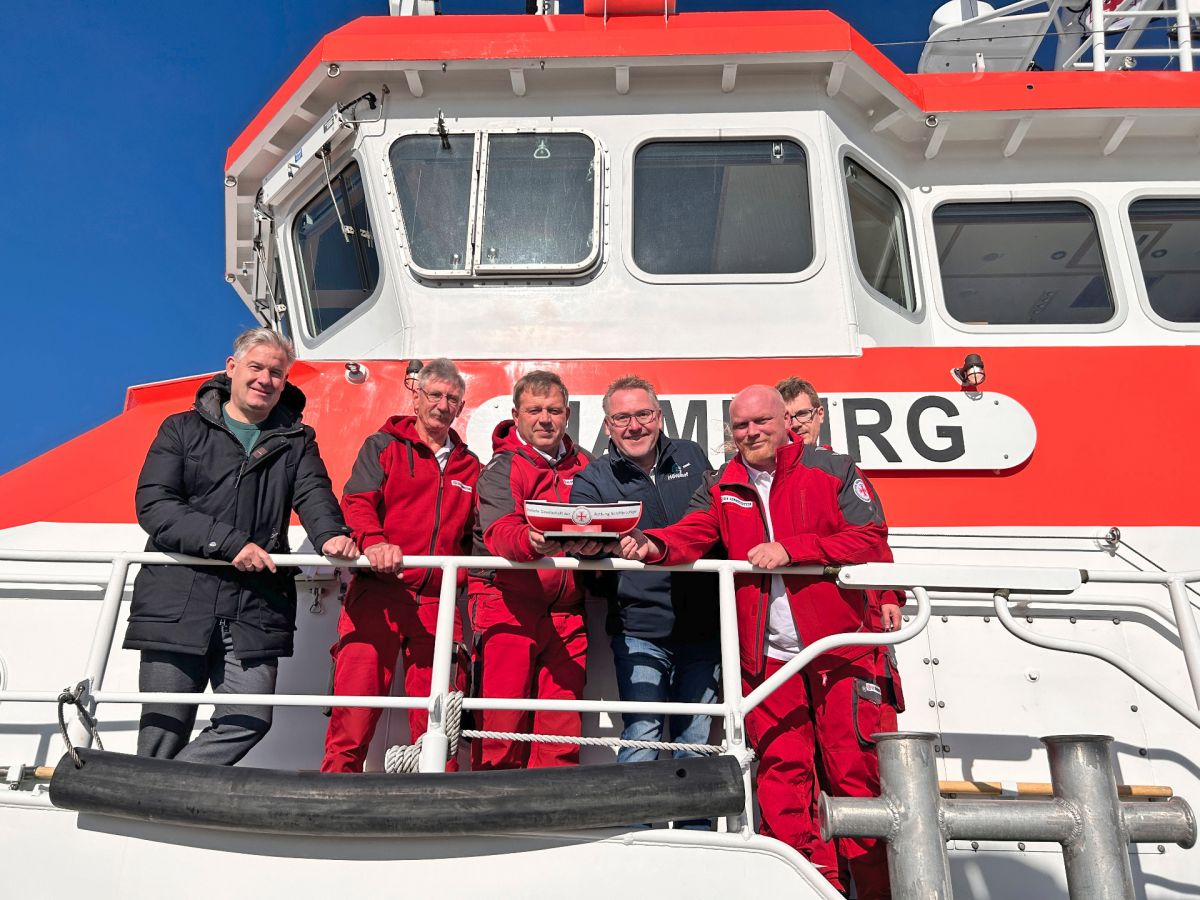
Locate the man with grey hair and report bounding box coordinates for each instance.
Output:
[568,375,720,796]
[125,327,358,766]
[322,358,480,772]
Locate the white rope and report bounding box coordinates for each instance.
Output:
[383,691,465,774]
[462,730,724,755]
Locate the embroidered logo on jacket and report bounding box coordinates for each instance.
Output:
[451,479,473,494]
[852,478,872,503]
[720,494,755,509]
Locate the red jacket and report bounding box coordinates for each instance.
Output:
[341,416,480,597]
[469,421,591,613]
[647,441,892,676]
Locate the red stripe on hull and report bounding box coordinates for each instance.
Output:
[1,348,1195,531]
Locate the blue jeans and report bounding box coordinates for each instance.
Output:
[610,634,721,764]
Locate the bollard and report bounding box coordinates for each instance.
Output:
[820,732,1197,900]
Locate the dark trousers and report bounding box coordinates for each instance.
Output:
[136,619,278,766]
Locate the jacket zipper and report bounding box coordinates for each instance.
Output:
[549,464,569,608]
[767,471,805,666]
[416,444,448,596]
[747,485,773,670]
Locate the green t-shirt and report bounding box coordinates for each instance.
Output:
[222,406,262,455]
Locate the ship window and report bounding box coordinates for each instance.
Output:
[933,200,1114,326]
[294,161,379,335]
[389,131,600,277]
[477,134,597,272]
[390,134,477,273]
[844,159,915,311]
[632,140,813,275]
[1127,198,1200,324]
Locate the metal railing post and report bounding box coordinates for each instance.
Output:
[1091,0,1108,69]
[1176,0,1195,70]
[824,732,1195,900]
[879,733,953,899]
[68,557,130,748]
[418,561,459,773]
[1166,577,1200,707]
[716,563,753,834]
[1044,735,1135,899]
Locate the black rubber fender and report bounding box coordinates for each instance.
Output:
[49,749,746,836]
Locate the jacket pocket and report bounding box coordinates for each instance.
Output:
[883,646,906,713]
[851,676,884,749]
[127,566,196,623]
[245,571,298,634]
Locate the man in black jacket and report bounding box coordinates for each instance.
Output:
[124,328,358,765]
[569,375,720,769]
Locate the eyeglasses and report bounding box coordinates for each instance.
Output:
[607,408,659,428]
[417,387,464,407]
[786,407,820,422]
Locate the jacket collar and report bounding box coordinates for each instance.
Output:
[193,373,305,437]
[493,419,579,470]
[607,432,669,476]
[381,414,464,457]
[719,440,804,489]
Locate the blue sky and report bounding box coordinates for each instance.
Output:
[0,1,927,474]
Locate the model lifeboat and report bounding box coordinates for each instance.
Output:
[524,501,643,539]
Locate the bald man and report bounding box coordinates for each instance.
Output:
[621,385,896,899]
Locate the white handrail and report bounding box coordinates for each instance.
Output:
[4,551,1200,804]
[932,0,1198,72]
[992,590,1200,728]
[834,563,1200,730]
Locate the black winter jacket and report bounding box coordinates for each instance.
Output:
[569,435,720,641]
[123,374,350,660]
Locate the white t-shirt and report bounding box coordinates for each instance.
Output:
[744,461,803,660]
[433,436,455,472]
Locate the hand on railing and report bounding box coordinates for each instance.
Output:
[616,528,661,562]
[321,536,360,561]
[232,543,278,573]
[363,542,404,574]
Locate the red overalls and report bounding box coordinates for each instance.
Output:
[648,441,895,898]
[468,421,591,770]
[321,416,479,773]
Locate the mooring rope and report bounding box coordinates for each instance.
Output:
[384,691,732,772]
[56,682,102,768]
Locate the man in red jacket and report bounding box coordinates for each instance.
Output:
[620,385,896,899]
[469,370,592,770]
[321,358,480,773]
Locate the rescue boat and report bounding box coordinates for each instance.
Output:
[2,2,1199,896]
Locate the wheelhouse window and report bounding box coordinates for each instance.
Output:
[932,200,1114,326]
[632,140,813,276]
[478,134,597,272]
[844,159,915,311]
[293,161,379,335]
[1127,198,1200,324]
[388,131,600,277]
[390,134,477,273]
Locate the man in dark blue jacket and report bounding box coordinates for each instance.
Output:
[569,375,720,767]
